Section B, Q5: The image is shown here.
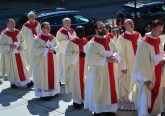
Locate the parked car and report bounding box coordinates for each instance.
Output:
[16,8,97,37]
[116,1,165,35]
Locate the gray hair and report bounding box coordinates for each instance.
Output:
[62,18,71,23]
[27,11,35,17]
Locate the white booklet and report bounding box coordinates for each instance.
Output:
[13,42,20,53]
[46,40,53,48]
[113,52,121,63]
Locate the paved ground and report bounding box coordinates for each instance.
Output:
[0,76,137,116]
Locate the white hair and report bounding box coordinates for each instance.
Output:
[62,17,71,23]
[27,11,35,17]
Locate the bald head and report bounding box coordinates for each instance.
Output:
[124,19,134,32]
[124,19,133,25]
[62,18,71,30]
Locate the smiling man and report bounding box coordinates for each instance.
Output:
[32,22,60,101]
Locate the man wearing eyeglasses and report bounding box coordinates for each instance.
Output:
[84,21,120,116]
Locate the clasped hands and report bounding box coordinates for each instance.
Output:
[10,44,22,50]
[106,56,116,63]
[48,47,54,53]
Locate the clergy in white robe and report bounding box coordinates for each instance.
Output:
[84,21,120,115]
[133,20,165,116]
[56,18,76,84]
[116,19,142,106]
[32,22,60,99]
[0,18,33,88]
[0,34,6,76]
[64,26,88,109]
[21,11,41,70]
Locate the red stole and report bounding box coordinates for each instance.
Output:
[142,36,161,113]
[70,37,88,99]
[59,27,74,39]
[38,34,55,89]
[3,29,26,81]
[105,33,114,42]
[121,32,139,55]
[91,36,118,104]
[24,20,38,35]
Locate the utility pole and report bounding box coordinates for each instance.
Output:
[134,0,137,9]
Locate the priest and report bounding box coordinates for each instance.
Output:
[84,21,120,116]
[21,11,41,70]
[64,26,88,109]
[32,22,60,100]
[56,18,76,84]
[133,20,165,116]
[0,18,33,88]
[116,19,142,106]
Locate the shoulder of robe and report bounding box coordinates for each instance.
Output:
[88,41,105,50]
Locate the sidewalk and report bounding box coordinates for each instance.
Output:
[0,76,137,116]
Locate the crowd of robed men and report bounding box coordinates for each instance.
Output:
[0,11,165,116]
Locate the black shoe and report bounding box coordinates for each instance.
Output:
[73,102,82,110]
[40,96,52,101]
[93,112,102,116]
[27,81,34,88]
[59,82,62,86]
[10,84,17,89]
[161,112,165,116]
[101,112,116,116]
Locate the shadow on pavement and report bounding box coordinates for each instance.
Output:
[26,86,72,115]
[0,87,31,107]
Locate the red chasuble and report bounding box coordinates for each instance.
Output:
[3,29,26,81]
[70,37,88,99]
[121,32,140,55]
[59,27,74,39]
[91,36,118,104]
[142,36,161,113]
[38,33,55,89]
[24,20,38,35]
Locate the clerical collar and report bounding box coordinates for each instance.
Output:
[145,32,158,39]
[125,31,135,35]
[6,28,15,32]
[41,32,50,36]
